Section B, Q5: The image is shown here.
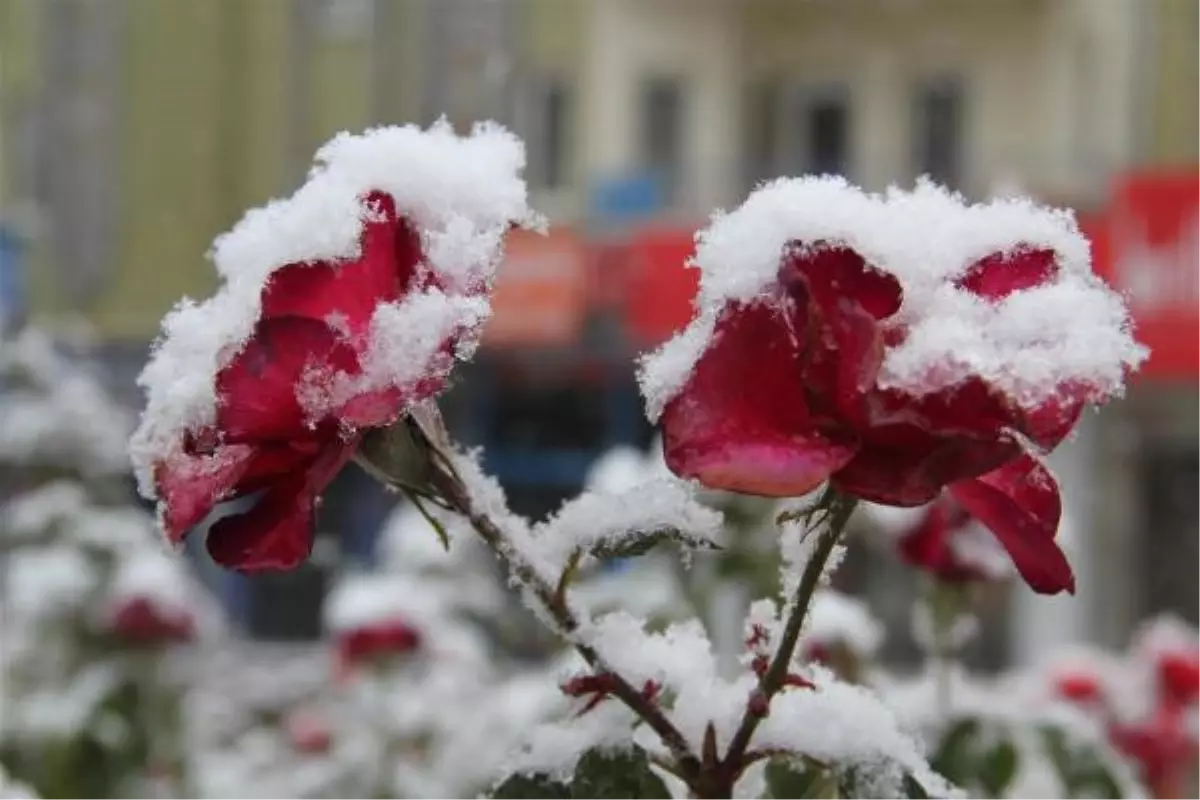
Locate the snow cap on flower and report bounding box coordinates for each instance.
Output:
[129,122,533,571]
[102,549,203,644]
[639,177,1141,594]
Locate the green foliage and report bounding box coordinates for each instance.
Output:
[1039,725,1126,799]
[590,527,722,561]
[764,757,939,799]
[929,718,1022,797]
[490,746,671,799]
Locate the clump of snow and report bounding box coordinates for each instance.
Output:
[800,590,885,660]
[0,330,132,474]
[107,548,194,615]
[324,571,442,634]
[638,176,1146,422]
[496,703,639,783]
[5,545,97,620]
[754,667,957,798]
[130,121,535,497]
[303,290,490,420]
[585,446,656,495]
[1,481,89,541]
[531,478,724,574]
[880,666,1145,799]
[0,762,37,799]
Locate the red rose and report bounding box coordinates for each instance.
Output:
[335,619,423,668]
[151,192,485,571]
[889,456,1068,593]
[1053,672,1106,706]
[132,125,529,573]
[285,711,333,755]
[1110,707,1198,799]
[1157,651,1200,709]
[107,596,195,646]
[645,181,1142,596]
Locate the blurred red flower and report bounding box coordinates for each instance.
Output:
[286,711,333,755]
[662,244,1078,593]
[335,619,423,669]
[1053,672,1106,706]
[107,596,195,646]
[1157,651,1200,709]
[154,192,458,572]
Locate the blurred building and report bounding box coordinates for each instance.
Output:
[1,0,1195,648]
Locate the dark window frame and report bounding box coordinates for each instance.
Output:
[913,73,966,190]
[638,74,687,204]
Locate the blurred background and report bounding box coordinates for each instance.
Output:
[0,0,1196,666]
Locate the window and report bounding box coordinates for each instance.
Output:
[914,76,965,189]
[791,86,851,177]
[523,77,571,190]
[744,76,783,190]
[639,77,685,203]
[314,0,374,39]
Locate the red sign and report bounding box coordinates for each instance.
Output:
[483,228,589,348]
[1089,171,1199,380]
[622,227,700,347]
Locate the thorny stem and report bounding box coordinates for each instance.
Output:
[361,426,702,784]
[718,489,858,791]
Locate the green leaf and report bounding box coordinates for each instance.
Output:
[978,739,1019,796]
[490,772,571,799]
[764,757,839,799]
[590,526,720,560]
[901,773,931,799]
[571,748,671,799]
[1075,767,1128,800]
[930,718,981,785]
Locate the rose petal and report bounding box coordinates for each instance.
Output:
[217,316,362,443]
[1021,385,1087,451]
[781,242,902,320]
[259,192,419,339]
[949,452,1075,595]
[156,444,258,541]
[866,380,1022,441]
[205,435,359,572]
[896,497,982,582]
[832,426,1018,506]
[661,300,857,497]
[956,247,1058,301]
[781,244,902,426]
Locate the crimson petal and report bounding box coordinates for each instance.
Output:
[661,300,857,497]
[205,435,359,572]
[896,497,982,583]
[956,247,1058,301]
[832,426,1018,507]
[217,316,361,444]
[259,191,420,339]
[1021,385,1087,451]
[156,444,258,542]
[949,452,1075,595]
[781,244,902,426]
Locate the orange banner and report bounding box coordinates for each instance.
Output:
[622,227,701,347]
[483,228,589,348]
[1087,170,1199,380]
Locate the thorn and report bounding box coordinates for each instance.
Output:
[748,690,770,718]
[702,722,719,768]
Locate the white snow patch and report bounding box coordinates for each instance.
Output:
[532,478,724,574]
[637,177,1146,423]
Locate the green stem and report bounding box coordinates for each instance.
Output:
[720,491,858,788]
